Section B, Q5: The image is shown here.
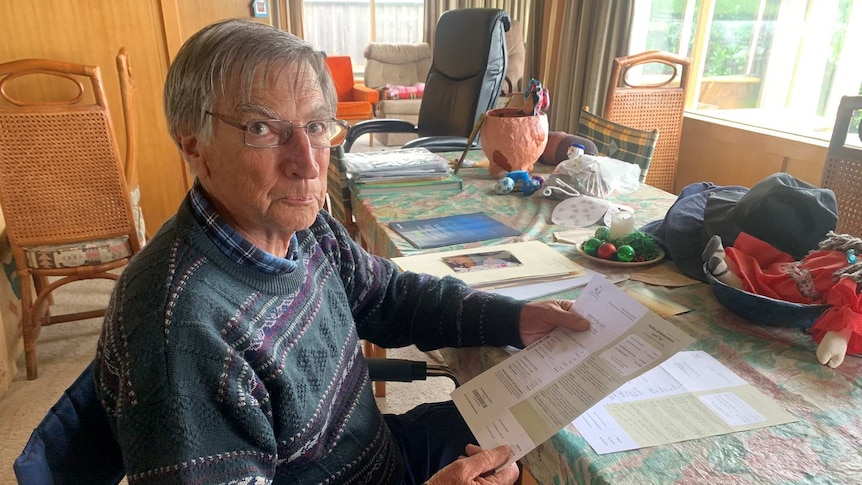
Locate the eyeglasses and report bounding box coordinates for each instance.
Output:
[205,111,349,148]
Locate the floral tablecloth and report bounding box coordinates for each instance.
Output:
[349,151,862,484]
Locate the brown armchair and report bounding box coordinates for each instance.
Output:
[0,51,143,379]
[325,55,379,123]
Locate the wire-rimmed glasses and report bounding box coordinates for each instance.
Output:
[205,111,349,148]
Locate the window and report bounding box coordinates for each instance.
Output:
[303,0,424,75]
[629,0,862,145]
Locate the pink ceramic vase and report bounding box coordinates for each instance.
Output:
[481,108,549,178]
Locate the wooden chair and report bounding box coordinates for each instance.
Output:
[0,51,143,379]
[603,51,691,192]
[115,48,147,244]
[821,95,862,236]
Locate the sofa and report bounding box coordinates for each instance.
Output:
[363,42,432,146]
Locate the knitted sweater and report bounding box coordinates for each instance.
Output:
[95,197,525,484]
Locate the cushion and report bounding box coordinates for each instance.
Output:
[576,108,658,183]
[379,83,425,100]
[363,42,432,89]
[24,237,132,269]
[336,101,373,120]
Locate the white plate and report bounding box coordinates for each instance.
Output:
[576,241,665,267]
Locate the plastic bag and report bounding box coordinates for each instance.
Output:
[549,153,640,198]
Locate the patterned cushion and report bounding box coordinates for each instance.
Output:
[379,83,425,100]
[24,237,132,269]
[576,108,659,183]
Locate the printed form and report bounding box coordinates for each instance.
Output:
[573,350,797,454]
[451,275,695,462]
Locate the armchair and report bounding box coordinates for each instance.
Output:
[344,8,510,152]
[325,55,379,123]
[363,42,432,146]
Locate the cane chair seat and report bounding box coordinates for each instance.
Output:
[0,50,143,379]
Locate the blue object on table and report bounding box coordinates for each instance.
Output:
[704,264,830,329]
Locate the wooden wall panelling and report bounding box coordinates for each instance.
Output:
[676,113,828,191]
[0,0,188,230]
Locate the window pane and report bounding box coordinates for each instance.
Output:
[303,0,424,76]
[631,0,862,142]
[375,0,424,44]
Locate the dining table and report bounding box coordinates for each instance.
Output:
[345,149,862,484]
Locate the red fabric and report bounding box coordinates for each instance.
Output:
[725,232,862,353]
[379,83,425,100]
[726,232,847,304]
[812,278,862,354]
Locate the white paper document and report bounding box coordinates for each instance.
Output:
[451,275,695,463]
[572,350,798,454]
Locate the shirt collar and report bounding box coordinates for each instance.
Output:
[189,181,298,274]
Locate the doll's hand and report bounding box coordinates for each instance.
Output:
[816,328,853,368]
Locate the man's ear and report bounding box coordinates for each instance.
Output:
[177,134,210,179]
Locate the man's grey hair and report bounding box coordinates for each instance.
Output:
[164,18,337,144]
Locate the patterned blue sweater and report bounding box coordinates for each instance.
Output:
[95,196,525,484]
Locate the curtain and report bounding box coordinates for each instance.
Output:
[539,0,633,134]
[274,0,305,38]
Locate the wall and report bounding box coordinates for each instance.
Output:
[0,0,275,230]
[676,113,828,192]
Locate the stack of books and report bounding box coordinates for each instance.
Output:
[344,147,463,195]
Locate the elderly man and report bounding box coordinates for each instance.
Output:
[95,19,589,485]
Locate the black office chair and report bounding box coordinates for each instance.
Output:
[12,358,456,484]
[343,8,510,153]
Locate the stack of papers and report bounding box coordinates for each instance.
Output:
[344,147,462,195]
[344,147,452,183]
[391,240,584,288]
[451,276,695,463]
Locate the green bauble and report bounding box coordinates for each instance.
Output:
[594,226,611,241]
[616,244,636,262]
[583,238,602,255]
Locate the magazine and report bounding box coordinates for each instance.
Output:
[388,212,518,249]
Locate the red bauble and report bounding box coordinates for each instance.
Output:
[597,243,617,260]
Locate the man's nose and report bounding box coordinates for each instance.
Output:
[279,128,321,178]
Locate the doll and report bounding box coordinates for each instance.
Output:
[704,231,862,368]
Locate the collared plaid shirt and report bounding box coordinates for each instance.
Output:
[189,181,298,274]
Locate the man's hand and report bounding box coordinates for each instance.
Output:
[425,445,519,485]
[519,300,590,346]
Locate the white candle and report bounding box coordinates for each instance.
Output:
[609,211,635,240]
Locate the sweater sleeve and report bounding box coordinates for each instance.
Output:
[317,212,526,350]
